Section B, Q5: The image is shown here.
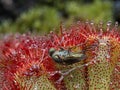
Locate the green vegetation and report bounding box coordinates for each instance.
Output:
[0,0,112,34]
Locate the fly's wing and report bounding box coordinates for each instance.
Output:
[62,53,86,65]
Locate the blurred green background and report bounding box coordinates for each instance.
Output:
[0,0,113,34]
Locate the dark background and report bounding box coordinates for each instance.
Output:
[0,0,118,34]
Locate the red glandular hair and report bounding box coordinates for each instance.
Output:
[0,34,59,90]
[0,21,120,90]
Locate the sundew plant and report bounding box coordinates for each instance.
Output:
[0,21,120,90]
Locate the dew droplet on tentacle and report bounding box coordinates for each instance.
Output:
[107,21,112,31]
[85,20,94,35]
[114,21,118,31]
[90,20,94,25]
[50,31,54,35]
[88,20,93,33]
[90,20,96,33]
[99,21,103,33]
[60,22,66,36]
[85,19,89,24]
[98,21,104,38]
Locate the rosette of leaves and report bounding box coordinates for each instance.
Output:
[0,21,120,90]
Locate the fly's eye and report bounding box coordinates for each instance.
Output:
[49,48,56,56]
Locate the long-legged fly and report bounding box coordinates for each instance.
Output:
[49,47,86,65]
